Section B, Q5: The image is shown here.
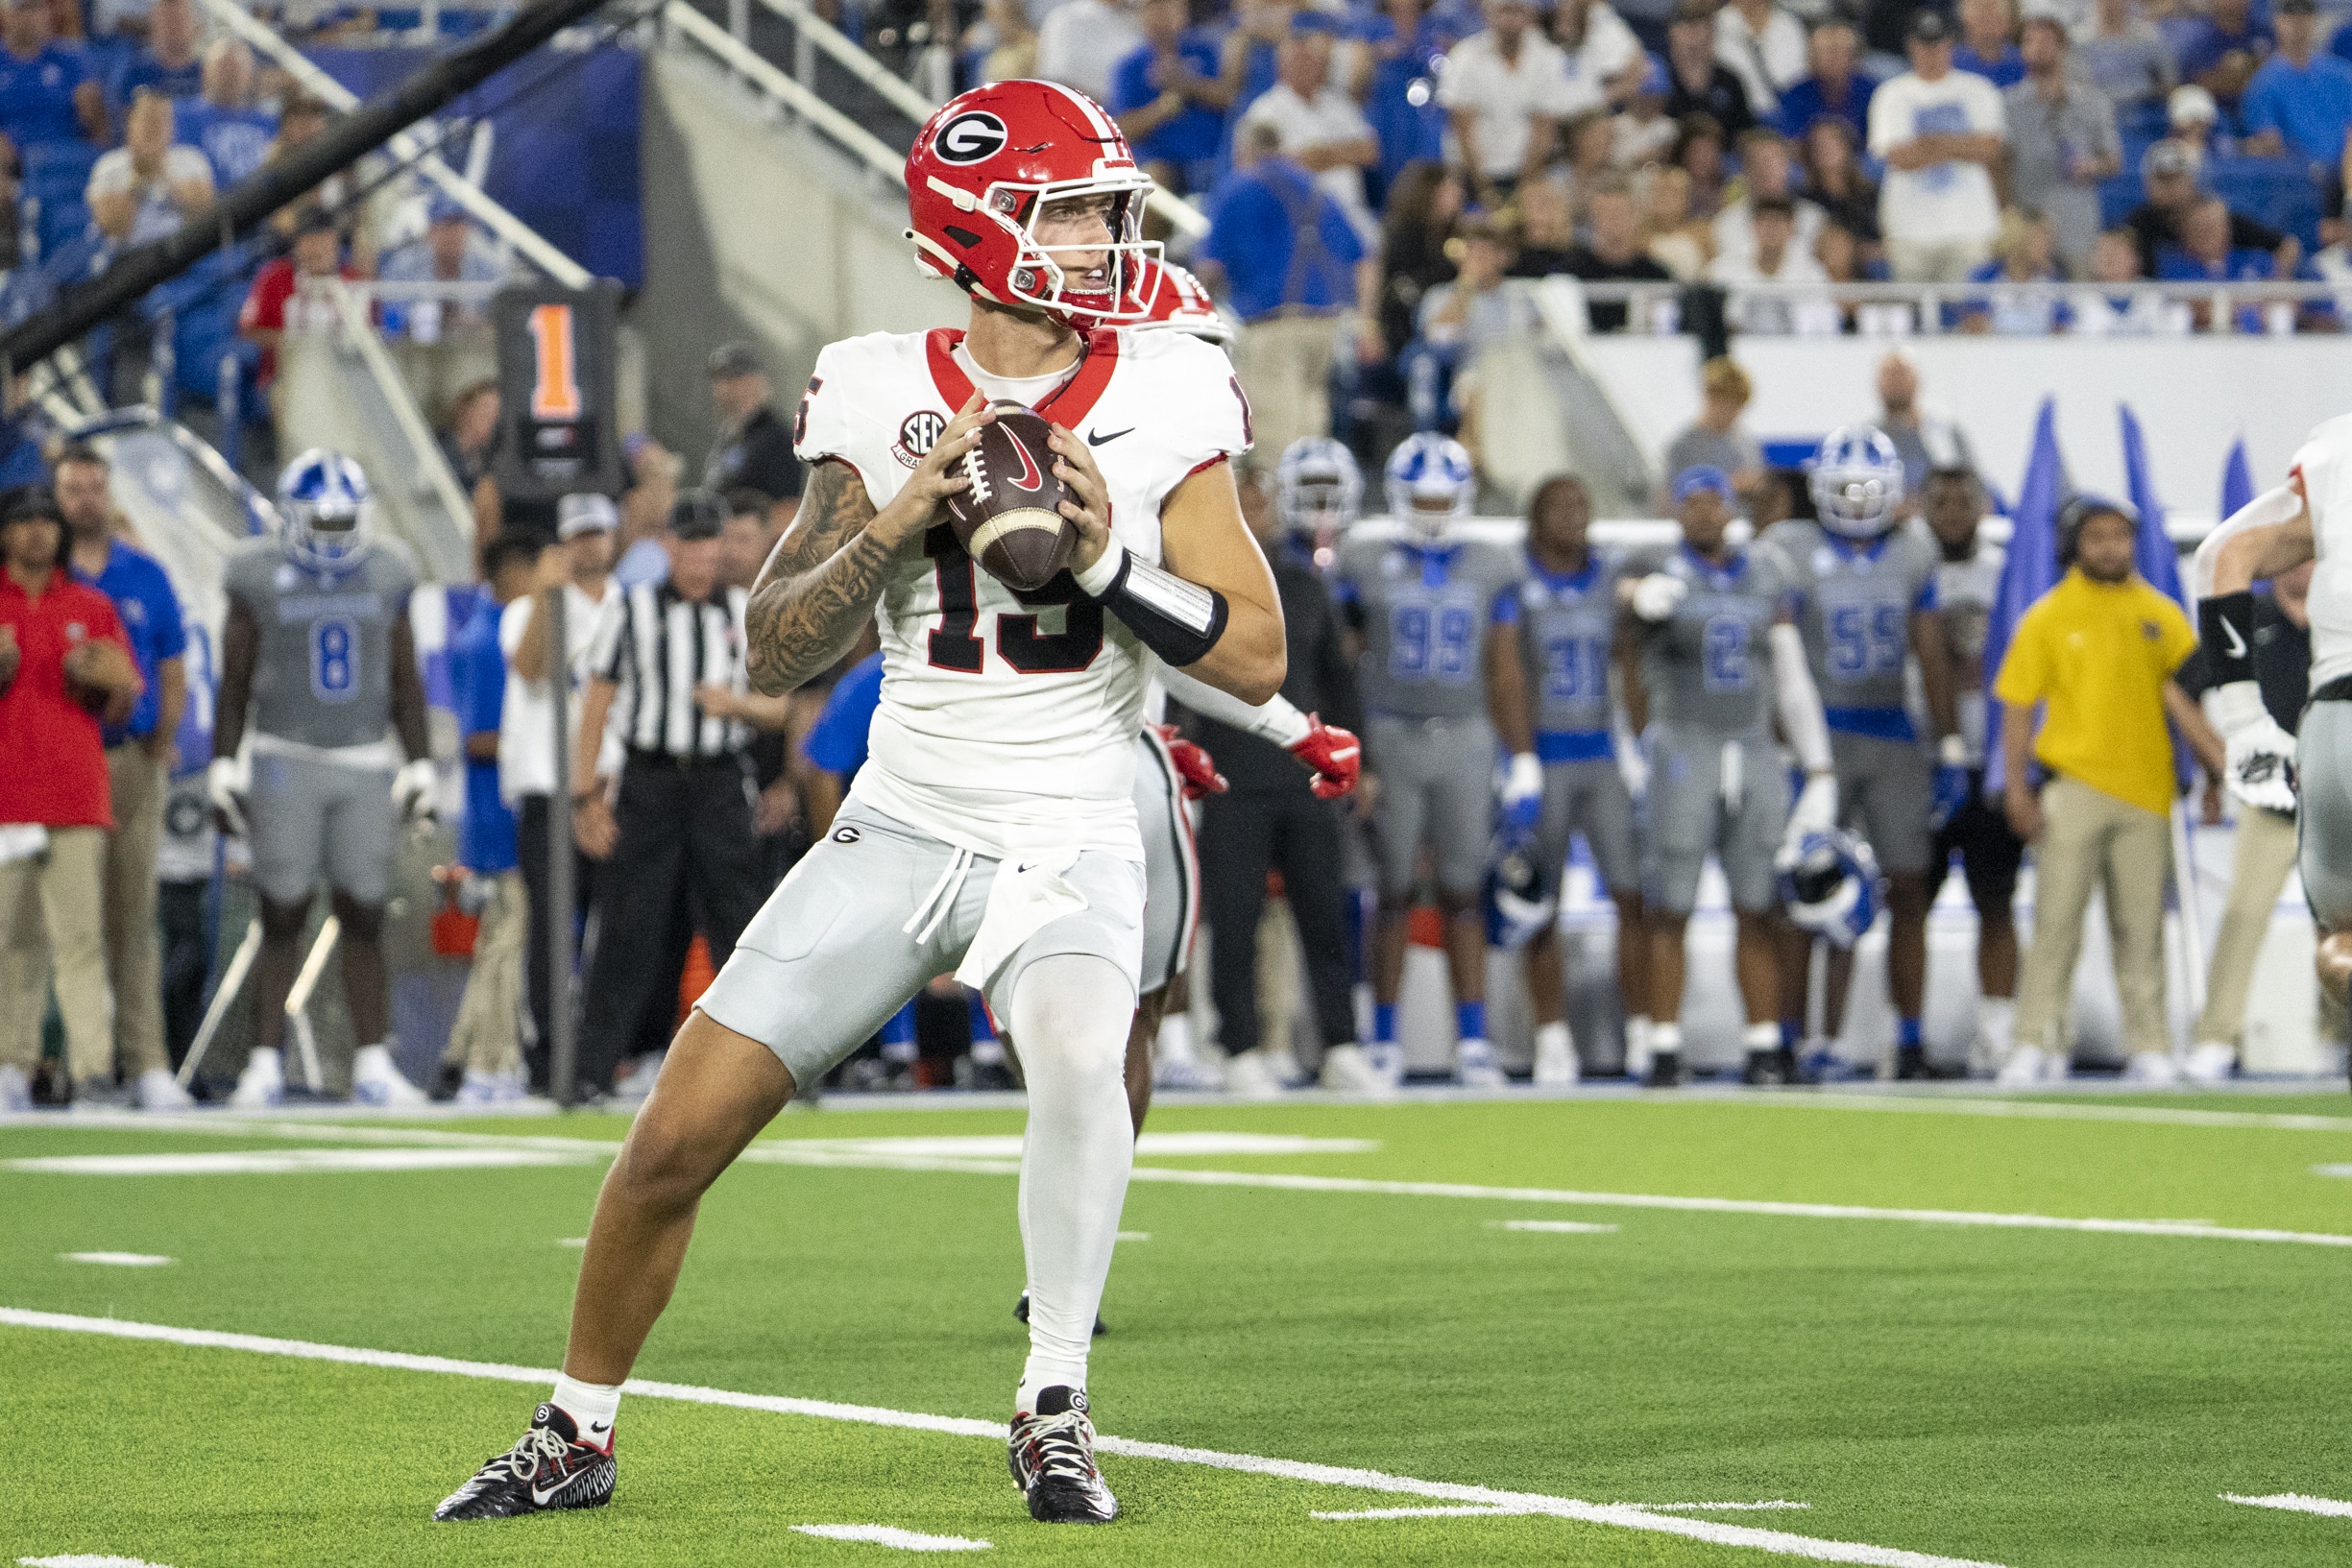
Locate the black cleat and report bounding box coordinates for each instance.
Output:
[1742,1049,1796,1086]
[1645,1049,1684,1088]
[1013,1290,1105,1336]
[434,1402,616,1520]
[1894,1043,1932,1080]
[1008,1386,1118,1523]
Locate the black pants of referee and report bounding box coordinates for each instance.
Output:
[576,756,765,1095]
[1200,786,1356,1058]
[518,794,601,1090]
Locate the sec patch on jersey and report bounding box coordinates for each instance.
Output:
[948,408,1076,591]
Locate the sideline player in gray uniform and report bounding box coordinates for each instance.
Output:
[206,450,437,1106]
[1334,433,1527,1087]
[1495,474,1646,1085]
[1625,466,1838,1086]
[1766,426,1961,1080]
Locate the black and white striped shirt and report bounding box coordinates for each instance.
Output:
[587,580,753,760]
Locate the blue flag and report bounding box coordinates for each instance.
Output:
[1983,398,2064,793]
[2121,403,2184,607]
[2221,436,2255,520]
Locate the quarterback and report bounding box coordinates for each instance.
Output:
[435,80,1284,1527]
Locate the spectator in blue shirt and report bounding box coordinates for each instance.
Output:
[58,442,189,1108]
[108,0,199,109]
[1775,17,1876,144]
[0,0,107,156]
[2178,0,2273,111]
[174,39,276,188]
[801,646,883,834]
[1355,0,1463,199]
[2243,0,2352,168]
[443,534,538,1102]
[1197,120,1375,463]
[1107,0,1232,196]
[1952,0,2025,87]
[2157,194,2278,328]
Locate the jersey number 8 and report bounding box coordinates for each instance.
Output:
[310,616,359,703]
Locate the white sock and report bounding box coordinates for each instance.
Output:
[245,1047,280,1076]
[970,1035,1006,1067]
[1651,1022,1683,1054]
[1007,953,1136,1411]
[550,1373,620,1451]
[1742,1022,1781,1051]
[1979,997,2015,1057]
[1535,1022,1571,1055]
[1157,1011,1197,1066]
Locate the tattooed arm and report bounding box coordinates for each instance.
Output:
[744,392,992,695]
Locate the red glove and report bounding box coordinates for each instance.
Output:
[1290,713,1361,800]
[1155,724,1227,800]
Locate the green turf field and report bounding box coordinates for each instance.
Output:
[8,1087,2352,1566]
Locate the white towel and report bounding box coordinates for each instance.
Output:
[955,848,1088,994]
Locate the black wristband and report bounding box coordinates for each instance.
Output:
[2199,590,2257,683]
[1091,546,1229,668]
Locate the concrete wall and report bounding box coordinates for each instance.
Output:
[633,49,962,472]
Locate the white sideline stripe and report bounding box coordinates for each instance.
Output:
[2223,1492,2352,1518]
[7,1148,592,1175]
[1749,1093,2352,1135]
[1312,1501,1811,1521]
[0,1308,2006,1568]
[1491,1220,1621,1235]
[19,1557,177,1566]
[790,1524,990,1552]
[781,1133,1377,1159]
[59,1252,174,1266]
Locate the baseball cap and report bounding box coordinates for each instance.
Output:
[2167,84,2218,127]
[706,342,764,380]
[1906,10,1952,43]
[1672,465,1735,504]
[2279,0,2316,15]
[2142,138,2198,180]
[557,493,618,539]
[669,489,727,541]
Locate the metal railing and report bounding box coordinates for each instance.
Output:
[676,0,1208,237]
[1542,277,2352,338]
[196,0,592,288]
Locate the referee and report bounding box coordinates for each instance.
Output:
[570,491,767,1101]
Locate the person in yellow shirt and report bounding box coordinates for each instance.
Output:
[1993,497,2224,1086]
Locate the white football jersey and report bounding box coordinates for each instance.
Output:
[794,326,1251,860]
[2293,411,2352,689]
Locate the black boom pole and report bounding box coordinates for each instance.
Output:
[0,0,614,375]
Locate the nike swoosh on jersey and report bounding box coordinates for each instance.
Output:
[1086,427,1133,446]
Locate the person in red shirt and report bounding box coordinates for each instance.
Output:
[239,208,356,405]
[0,483,144,1109]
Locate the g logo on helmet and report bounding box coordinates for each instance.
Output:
[934,110,1007,165]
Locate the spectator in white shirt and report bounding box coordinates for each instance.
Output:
[1709,193,1838,332]
[1551,0,1645,109]
[1238,26,1381,241]
[1438,0,1578,205]
[1715,0,1807,122]
[87,89,210,248]
[1711,125,1826,261]
[1035,0,1145,106]
[1868,10,2007,281]
[2070,227,2192,333]
[1612,53,1680,165]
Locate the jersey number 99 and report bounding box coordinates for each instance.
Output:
[1391,603,1475,683]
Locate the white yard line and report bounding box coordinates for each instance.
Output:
[2222,1492,2352,1519]
[1491,1220,1621,1235]
[0,1307,2005,1568]
[789,1524,990,1552]
[58,1253,174,1266]
[1314,1505,1528,1519]
[19,1557,179,1567]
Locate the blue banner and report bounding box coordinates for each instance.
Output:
[2221,436,2256,520]
[1983,398,2063,794]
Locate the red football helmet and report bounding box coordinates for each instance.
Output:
[906,79,1160,327]
[1084,256,1233,344]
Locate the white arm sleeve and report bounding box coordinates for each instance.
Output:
[1159,663,1312,747]
[2192,481,2304,600]
[1769,621,1832,774]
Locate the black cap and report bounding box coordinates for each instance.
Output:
[0,484,60,527]
[1668,0,1713,23]
[292,205,339,239]
[2279,0,2317,15]
[706,342,764,380]
[1907,10,1953,43]
[669,489,727,541]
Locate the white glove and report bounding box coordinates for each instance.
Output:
[1497,751,1543,837]
[206,755,249,836]
[1630,572,1687,623]
[2212,681,2298,814]
[1779,771,1838,866]
[392,758,439,824]
[1616,740,1649,802]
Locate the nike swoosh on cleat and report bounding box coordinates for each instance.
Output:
[530,1469,592,1507]
[1085,427,1133,446]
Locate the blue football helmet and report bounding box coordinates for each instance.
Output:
[1808,425,1905,540]
[1276,437,1362,562]
[278,448,373,572]
[1484,835,1557,951]
[1384,432,1475,541]
[1779,829,1884,948]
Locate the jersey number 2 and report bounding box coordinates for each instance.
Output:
[926,526,1103,674]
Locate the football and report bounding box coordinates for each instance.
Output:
[946,406,1077,592]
